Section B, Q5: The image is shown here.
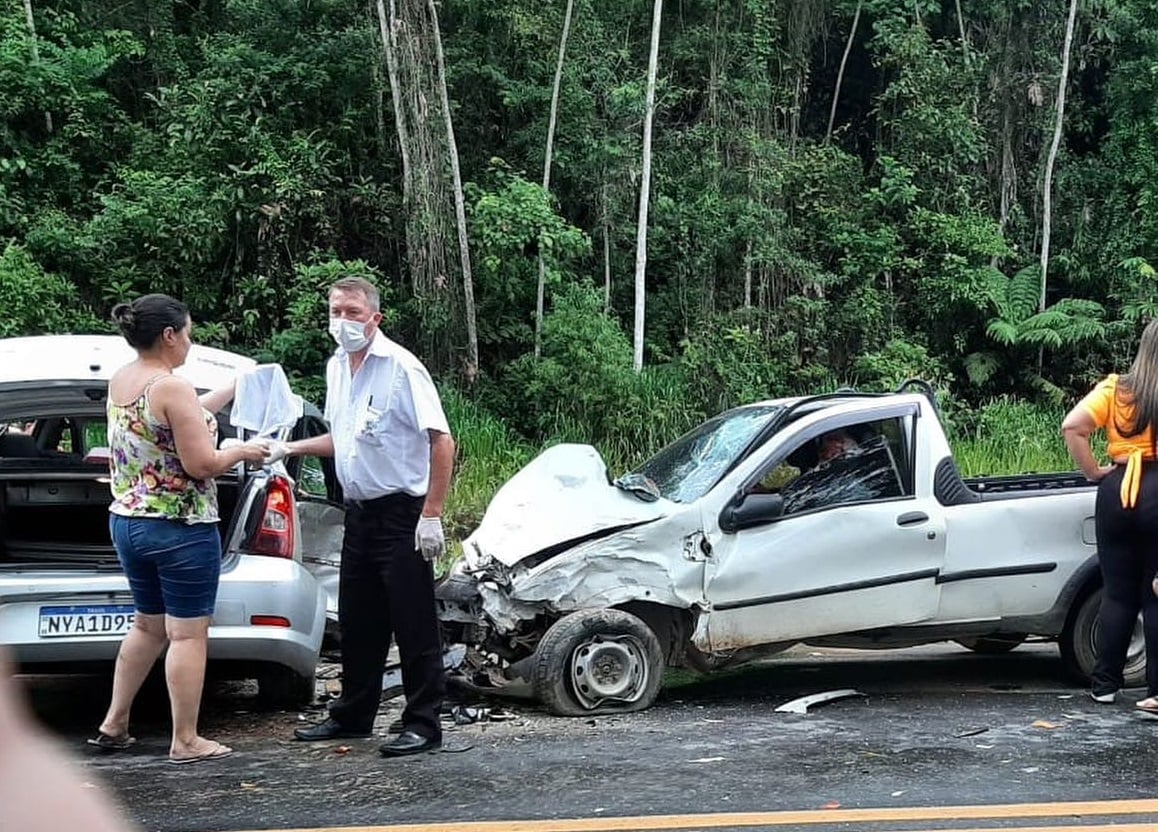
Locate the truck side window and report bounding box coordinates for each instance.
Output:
[757,417,912,515]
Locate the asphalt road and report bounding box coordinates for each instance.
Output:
[19,642,1158,832]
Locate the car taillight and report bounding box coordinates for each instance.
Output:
[250,475,295,558]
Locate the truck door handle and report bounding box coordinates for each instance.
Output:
[896,511,929,527]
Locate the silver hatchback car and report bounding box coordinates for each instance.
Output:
[0,335,337,706]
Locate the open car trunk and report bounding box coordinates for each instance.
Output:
[0,463,245,566]
[0,376,264,567]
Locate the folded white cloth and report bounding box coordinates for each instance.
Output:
[230,364,304,437]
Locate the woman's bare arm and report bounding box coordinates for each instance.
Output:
[151,377,265,479]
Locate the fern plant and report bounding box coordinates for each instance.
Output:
[964,264,1105,394]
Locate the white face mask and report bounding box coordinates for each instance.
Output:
[328,317,371,353]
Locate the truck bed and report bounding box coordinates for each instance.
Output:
[935,458,1094,506]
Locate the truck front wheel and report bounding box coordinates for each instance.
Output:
[532,609,664,716]
[1060,588,1146,688]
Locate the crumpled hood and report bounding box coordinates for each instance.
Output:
[463,444,672,568]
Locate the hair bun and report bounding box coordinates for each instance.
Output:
[110,302,136,330]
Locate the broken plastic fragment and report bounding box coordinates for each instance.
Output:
[953,727,989,738]
[774,688,864,714]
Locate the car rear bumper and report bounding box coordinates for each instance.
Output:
[0,555,325,677]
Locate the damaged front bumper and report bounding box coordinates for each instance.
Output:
[435,564,552,701]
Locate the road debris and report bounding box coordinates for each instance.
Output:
[440,742,475,753]
[445,705,520,725]
[687,756,725,764]
[953,727,990,738]
[774,689,865,714]
[1031,719,1062,730]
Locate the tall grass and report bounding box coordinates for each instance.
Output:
[948,397,1100,477]
[439,385,535,543]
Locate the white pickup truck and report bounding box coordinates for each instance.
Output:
[438,383,1124,716]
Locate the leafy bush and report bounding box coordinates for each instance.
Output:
[500,282,701,469]
[0,244,103,337]
[853,338,952,393]
[677,310,797,415]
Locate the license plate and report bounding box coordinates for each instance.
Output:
[38,605,135,638]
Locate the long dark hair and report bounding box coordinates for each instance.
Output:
[110,294,190,350]
[1115,318,1158,454]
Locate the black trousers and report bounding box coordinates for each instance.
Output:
[327,492,445,739]
[1092,464,1158,696]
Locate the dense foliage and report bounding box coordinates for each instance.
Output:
[4,0,1156,507]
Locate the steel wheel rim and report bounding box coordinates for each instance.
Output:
[569,634,649,710]
[1090,612,1146,671]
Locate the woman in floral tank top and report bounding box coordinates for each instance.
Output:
[91,294,268,765]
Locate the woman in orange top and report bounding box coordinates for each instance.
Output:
[1062,318,1158,713]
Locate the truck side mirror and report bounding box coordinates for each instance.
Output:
[719,492,785,533]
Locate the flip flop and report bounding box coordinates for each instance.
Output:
[168,742,233,765]
[1135,697,1158,714]
[86,731,136,751]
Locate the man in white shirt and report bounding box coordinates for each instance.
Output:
[268,277,455,757]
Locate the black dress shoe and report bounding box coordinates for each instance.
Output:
[379,730,441,757]
[387,718,405,734]
[293,718,371,741]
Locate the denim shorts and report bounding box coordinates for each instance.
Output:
[109,515,222,619]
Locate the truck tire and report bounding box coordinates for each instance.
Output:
[955,635,1026,654]
[1060,588,1146,688]
[256,666,316,710]
[532,609,664,717]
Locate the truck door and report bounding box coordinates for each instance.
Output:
[700,405,947,651]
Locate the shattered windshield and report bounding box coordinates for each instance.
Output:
[632,405,781,503]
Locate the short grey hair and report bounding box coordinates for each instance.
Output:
[329,276,380,312]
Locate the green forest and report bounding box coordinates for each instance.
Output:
[2,0,1154,531]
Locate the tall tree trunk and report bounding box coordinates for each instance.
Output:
[375,0,412,194]
[743,240,753,309]
[22,0,52,133]
[704,0,720,318]
[377,0,463,368]
[601,182,612,313]
[991,97,1016,269]
[955,0,971,64]
[825,0,861,144]
[534,0,575,360]
[633,0,663,371]
[427,0,478,380]
[1040,0,1079,313]
[367,2,390,157]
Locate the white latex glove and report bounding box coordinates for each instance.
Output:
[263,440,290,465]
[415,516,445,562]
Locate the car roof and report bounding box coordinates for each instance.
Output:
[0,335,256,390]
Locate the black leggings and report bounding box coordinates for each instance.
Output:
[1092,464,1158,696]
